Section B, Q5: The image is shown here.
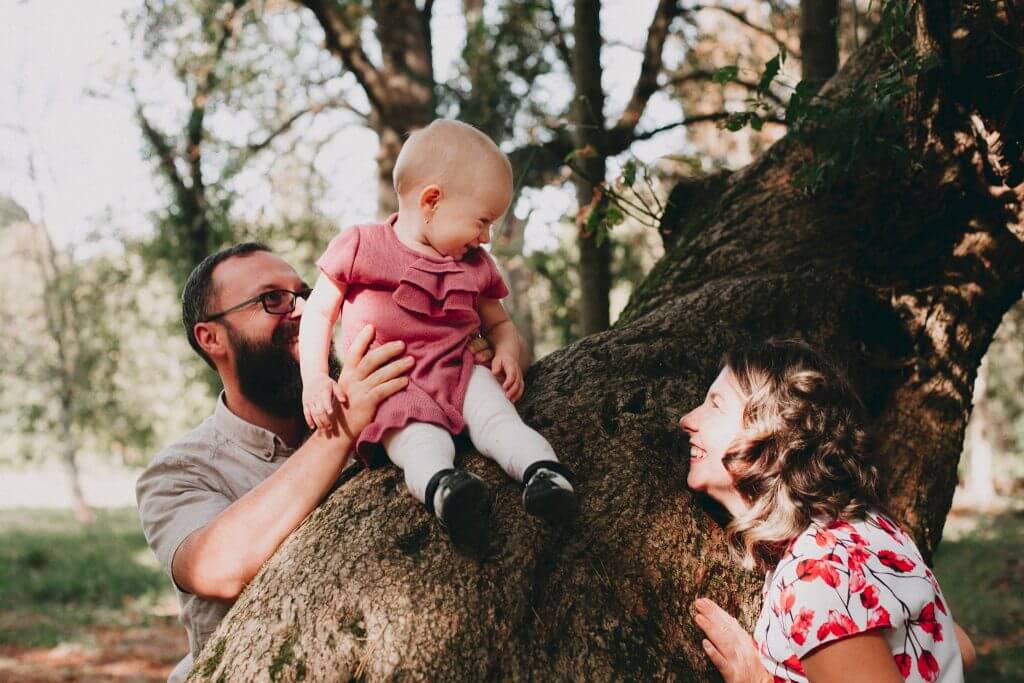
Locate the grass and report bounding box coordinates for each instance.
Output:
[933,508,1024,683]
[0,506,171,648]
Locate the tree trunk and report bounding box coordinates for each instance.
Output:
[800,0,840,85]
[190,2,1024,680]
[60,400,94,525]
[573,0,611,336]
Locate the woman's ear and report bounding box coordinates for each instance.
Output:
[419,184,442,221]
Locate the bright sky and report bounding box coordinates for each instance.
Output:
[0,0,685,252]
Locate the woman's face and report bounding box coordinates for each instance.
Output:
[679,367,749,515]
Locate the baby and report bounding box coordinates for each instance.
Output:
[299,119,577,542]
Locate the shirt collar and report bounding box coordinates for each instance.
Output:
[213,392,297,461]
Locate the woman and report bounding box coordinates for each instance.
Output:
[682,340,976,683]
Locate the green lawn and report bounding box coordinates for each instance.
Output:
[0,507,171,647]
[933,508,1024,683]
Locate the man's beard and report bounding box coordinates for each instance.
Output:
[227,322,341,419]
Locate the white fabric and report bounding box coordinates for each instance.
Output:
[383,365,558,503]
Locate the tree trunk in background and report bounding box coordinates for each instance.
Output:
[964,359,997,507]
[572,0,611,336]
[190,2,1024,680]
[800,0,839,85]
[493,210,537,360]
[301,0,435,218]
[60,401,93,525]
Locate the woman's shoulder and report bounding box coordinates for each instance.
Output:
[770,511,942,614]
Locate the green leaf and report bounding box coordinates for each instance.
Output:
[712,65,739,85]
[621,160,637,187]
[724,112,751,131]
[758,54,781,94]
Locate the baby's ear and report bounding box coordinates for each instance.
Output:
[419,184,443,213]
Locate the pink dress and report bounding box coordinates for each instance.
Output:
[316,214,509,463]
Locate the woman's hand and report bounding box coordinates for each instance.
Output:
[333,325,413,439]
[693,598,771,683]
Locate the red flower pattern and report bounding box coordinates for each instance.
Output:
[917,651,940,682]
[796,556,841,587]
[877,549,916,573]
[895,653,912,677]
[753,513,958,682]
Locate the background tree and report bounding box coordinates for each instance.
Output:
[188,0,1024,680]
[0,195,154,523]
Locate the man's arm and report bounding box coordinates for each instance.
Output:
[172,325,411,602]
[171,427,354,600]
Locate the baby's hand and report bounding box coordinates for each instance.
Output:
[491,351,524,403]
[303,373,339,432]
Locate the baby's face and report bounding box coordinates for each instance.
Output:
[425,172,512,260]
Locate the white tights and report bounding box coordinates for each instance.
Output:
[382,365,558,503]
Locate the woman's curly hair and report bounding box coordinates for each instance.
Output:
[720,339,884,570]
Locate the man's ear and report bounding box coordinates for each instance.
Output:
[194,322,229,365]
[419,184,442,220]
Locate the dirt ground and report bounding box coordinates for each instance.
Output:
[0,618,186,683]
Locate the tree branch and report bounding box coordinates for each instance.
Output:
[613,0,684,133]
[685,4,801,58]
[299,0,387,113]
[544,0,573,72]
[667,68,788,106]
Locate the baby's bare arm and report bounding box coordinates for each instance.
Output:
[479,297,530,367]
[299,274,346,379]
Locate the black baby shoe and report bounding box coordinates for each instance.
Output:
[522,461,577,522]
[425,468,489,543]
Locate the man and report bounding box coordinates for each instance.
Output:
[137,243,500,682]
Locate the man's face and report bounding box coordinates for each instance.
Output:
[209,252,339,418]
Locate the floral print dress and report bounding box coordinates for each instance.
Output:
[753,512,963,682]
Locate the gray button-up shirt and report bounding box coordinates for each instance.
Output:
[136,393,299,682]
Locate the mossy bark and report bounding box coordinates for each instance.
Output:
[190,2,1023,680]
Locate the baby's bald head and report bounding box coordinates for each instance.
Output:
[393,120,513,201]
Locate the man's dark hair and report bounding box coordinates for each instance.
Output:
[182,242,272,368]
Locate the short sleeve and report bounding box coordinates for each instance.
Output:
[479,249,509,299]
[135,454,231,592]
[770,527,907,659]
[317,227,361,285]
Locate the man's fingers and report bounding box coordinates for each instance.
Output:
[344,324,376,367]
[366,355,414,386]
[370,376,410,402]
[358,340,407,377]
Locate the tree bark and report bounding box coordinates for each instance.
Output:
[572,0,611,336]
[800,0,840,85]
[190,1,1024,680]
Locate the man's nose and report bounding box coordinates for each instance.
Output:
[679,409,696,433]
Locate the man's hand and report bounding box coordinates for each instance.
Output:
[693,598,771,683]
[302,373,339,433]
[334,325,413,439]
[491,349,524,402]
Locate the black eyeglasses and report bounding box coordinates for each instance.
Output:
[201,288,312,322]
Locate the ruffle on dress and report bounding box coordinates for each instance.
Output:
[392,258,479,317]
